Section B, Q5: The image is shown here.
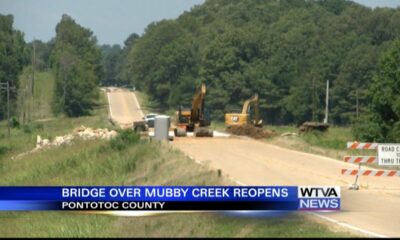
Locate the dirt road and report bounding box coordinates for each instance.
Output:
[107,89,400,237]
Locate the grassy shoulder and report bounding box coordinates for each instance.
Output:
[264,125,383,167]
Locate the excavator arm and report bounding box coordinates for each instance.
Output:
[190,83,206,124]
[242,94,262,127]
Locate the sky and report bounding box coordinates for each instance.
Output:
[0,0,399,45]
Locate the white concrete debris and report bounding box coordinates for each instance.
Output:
[281,132,298,137]
[12,126,118,160]
[35,126,118,149]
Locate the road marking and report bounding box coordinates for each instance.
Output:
[309,212,388,238]
[232,180,387,238]
[131,91,144,118]
[235,180,246,186]
[106,92,113,119]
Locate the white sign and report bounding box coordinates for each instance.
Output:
[377,144,400,166]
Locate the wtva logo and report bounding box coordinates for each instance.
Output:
[298,186,340,211]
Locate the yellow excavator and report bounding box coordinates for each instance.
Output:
[225,94,263,127]
[174,83,213,137]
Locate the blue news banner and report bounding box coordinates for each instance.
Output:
[0,186,340,212]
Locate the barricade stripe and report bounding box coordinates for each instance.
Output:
[343,156,377,163]
[363,170,372,176]
[367,157,376,163]
[346,142,378,150]
[341,169,400,176]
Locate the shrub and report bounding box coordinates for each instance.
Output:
[11,117,20,129]
[0,145,10,156]
[109,129,140,151]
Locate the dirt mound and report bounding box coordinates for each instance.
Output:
[226,124,276,139]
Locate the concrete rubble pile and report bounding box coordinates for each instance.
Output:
[36,126,118,149]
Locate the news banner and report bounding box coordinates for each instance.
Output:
[0,186,340,213]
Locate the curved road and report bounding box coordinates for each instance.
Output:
[107,88,400,237]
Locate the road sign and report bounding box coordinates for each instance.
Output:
[377,144,400,166]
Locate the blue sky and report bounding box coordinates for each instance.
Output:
[0,0,399,45]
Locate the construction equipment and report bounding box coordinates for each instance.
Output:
[225,94,263,127]
[174,83,213,137]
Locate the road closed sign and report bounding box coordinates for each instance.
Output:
[378,144,400,166]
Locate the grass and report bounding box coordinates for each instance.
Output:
[0,69,114,158]
[17,68,55,121]
[134,90,160,115]
[266,125,352,150]
[0,83,355,237]
[0,130,353,237]
[0,92,114,159]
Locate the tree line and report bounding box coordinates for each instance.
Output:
[1,0,400,142]
[104,0,400,141]
[0,14,103,119]
[0,14,29,120]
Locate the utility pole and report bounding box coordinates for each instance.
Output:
[0,81,15,138]
[356,89,359,119]
[31,40,36,121]
[323,80,329,124]
[312,78,315,121]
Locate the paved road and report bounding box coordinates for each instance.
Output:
[107,89,400,237]
[106,88,144,128]
[173,137,400,237]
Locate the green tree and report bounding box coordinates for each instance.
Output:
[28,39,54,71]
[118,0,400,126]
[0,14,29,120]
[51,14,103,117]
[100,44,122,86]
[353,39,400,142]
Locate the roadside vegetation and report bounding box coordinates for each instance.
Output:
[0,122,353,237]
[0,69,112,159]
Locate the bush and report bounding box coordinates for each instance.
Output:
[109,129,140,151]
[11,117,20,129]
[22,122,45,134]
[23,124,33,133]
[352,113,383,142]
[0,145,10,156]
